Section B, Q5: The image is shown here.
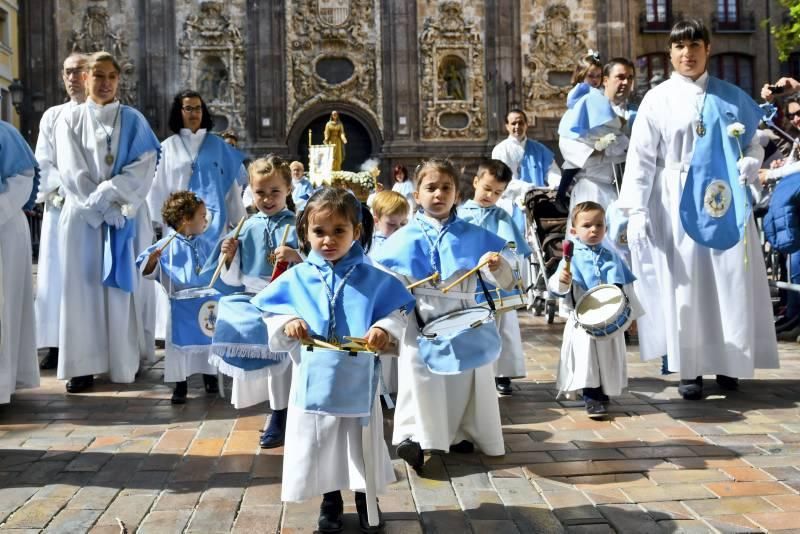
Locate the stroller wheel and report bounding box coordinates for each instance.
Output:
[546,301,557,324]
[533,298,545,317]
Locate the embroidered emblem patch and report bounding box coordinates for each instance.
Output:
[198,301,218,337]
[703,180,732,218]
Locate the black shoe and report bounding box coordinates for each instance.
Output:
[40,347,58,370]
[495,377,513,396]
[584,398,608,419]
[318,491,344,533]
[716,375,739,391]
[202,374,219,394]
[65,375,93,393]
[260,408,287,449]
[171,381,188,404]
[449,440,474,454]
[355,491,384,533]
[678,377,703,400]
[396,439,423,470]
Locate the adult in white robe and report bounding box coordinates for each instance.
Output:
[0,123,39,404]
[617,21,779,399]
[55,52,159,391]
[34,53,88,369]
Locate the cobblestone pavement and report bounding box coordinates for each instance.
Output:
[2,314,800,533]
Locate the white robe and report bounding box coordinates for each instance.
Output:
[265,312,404,502]
[392,180,416,215]
[547,269,643,397]
[390,221,516,456]
[34,101,78,348]
[617,72,779,378]
[147,129,247,341]
[55,100,158,382]
[491,135,562,217]
[218,252,292,411]
[0,171,39,404]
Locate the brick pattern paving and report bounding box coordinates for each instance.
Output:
[1,314,799,533]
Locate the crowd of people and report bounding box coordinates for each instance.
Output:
[2,18,800,534]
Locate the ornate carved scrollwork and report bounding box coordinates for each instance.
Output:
[523,4,590,121]
[286,0,382,134]
[68,1,137,105]
[419,2,486,140]
[178,1,246,139]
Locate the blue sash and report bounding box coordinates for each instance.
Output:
[102,106,160,293]
[519,140,555,187]
[679,77,763,250]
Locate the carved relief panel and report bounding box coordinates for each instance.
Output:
[177,1,247,139]
[521,2,596,124]
[418,2,486,141]
[67,0,138,105]
[285,0,382,134]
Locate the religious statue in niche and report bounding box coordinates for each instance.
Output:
[197,56,229,103]
[323,111,348,171]
[441,56,466,100]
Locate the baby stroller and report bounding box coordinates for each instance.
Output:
[523,188,569,323]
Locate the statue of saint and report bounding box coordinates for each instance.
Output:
[444,63,465,100]
[324,110,348,171]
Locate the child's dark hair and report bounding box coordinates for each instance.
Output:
[248,155,296,212]
[603,57,636,78]
[669,19,710,46]
[161,190,205,231]
[571,200,605,225]
[571,52,602,86]
[168,90,214,134]
[296,187,373,253]
[413,158,460,190]
[477,159,513,185]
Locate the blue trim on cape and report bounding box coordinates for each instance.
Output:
[566,239,636,291]
[557,87,617,140]
[458,200,532,257]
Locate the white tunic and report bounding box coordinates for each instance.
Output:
[492,135,562,217]
[617,72,779,378]
[34,101,79,348]
[392,180,416,215]
[0,171,39,404]
[55,100,158,382]
[265,312,404,502]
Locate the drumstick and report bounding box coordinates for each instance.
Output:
[406,272,439,290]
[441,253,499,293]
[157,222,186,254]
[208,215,247,288]
[302,337,340,350]
[562,240,574,275]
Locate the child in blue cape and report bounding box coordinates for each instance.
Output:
[548,201,643,418]
[206,156,301,448]
[138,191,219,403]
[373,159,517,469]
[252,187,414,532]
[458,159,531,396]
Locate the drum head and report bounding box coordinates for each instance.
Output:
[422,307,491,337]
[173,287,219,300]
[575,285,625,328]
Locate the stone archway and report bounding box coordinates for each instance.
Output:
[287,103,382,173]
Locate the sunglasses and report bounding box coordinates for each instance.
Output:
[787,111,800,119]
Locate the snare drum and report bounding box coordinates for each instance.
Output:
[418,307,501,375]
[476,287,527,314]
[294,345,380,418]
[574,284,632,338]
[170,288,221,348]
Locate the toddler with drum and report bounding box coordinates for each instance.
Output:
[138,191,221,404]
[252,187,414,533]
[548,201,643,418]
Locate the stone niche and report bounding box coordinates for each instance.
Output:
[521,2,597,126]
[177,1,247,139]
[67,0,138,105]
[285,0,383,135]
[418,1,486,140]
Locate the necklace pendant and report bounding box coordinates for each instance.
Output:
[268,252,276,266]
[105,153,115,165]
[696,122,706,137]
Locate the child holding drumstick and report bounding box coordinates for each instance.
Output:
[548,201,643,418]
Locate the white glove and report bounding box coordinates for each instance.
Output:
[605,134,630,158]
[86,189,111,213]
[103,204,125,229]
[737,156,760,186]
[627,211,648,250]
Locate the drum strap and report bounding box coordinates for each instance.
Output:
[412,270,496,329]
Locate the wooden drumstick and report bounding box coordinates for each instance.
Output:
[157,222,186,254]
[406,272,439,290]
[208,215,247,288]
[302,337,340,350]
[441,253,499,293]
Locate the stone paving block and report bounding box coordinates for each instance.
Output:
[186,498,239,533]
[548,448,626,462]
[702,514,762,533]
[153,429,196,452]
[3,499,66,529]
[721,467,776,482]
[525,458,672,478]
[137,509,192,534]
[63,451,112,473]
[407,456,460,508]
[656,519,715,532]
[470,519,521,533]
[597,503,662,533]
[152,482,204,511]
[231,505,281,533]
[0,486,39,513]
[623,483,717,502]
[563,524,614,533]
[66,486,120,510]
[251,453,282,478]
[638,500,695,520]
[241,478,282,508]
[491,477,545,507]
[383,520,424,534]
[648,469,732,484]
[766,493,800,511]
[418,508,470,533]
[214,451,254,473]
[95,493,157,531]
[705,481,792,498]
[281,499,319,531]
[746,511,800,531]
[42,508,101,534]
[684,496,778,516]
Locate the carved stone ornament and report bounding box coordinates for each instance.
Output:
[419,2,486,140]
[68,1,137,105]
[523,4,590,121]
[286,0,382,134]
[178,1,246,139]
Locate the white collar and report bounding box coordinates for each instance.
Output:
[180,128,207,138]
[86,98,119,111]
[671,71,709,91]
[507,135,527,146]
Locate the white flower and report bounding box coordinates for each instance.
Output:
[594,133,617,151]
[121,204,136,218]
[727,122,746,138]
[51,193,64,209]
